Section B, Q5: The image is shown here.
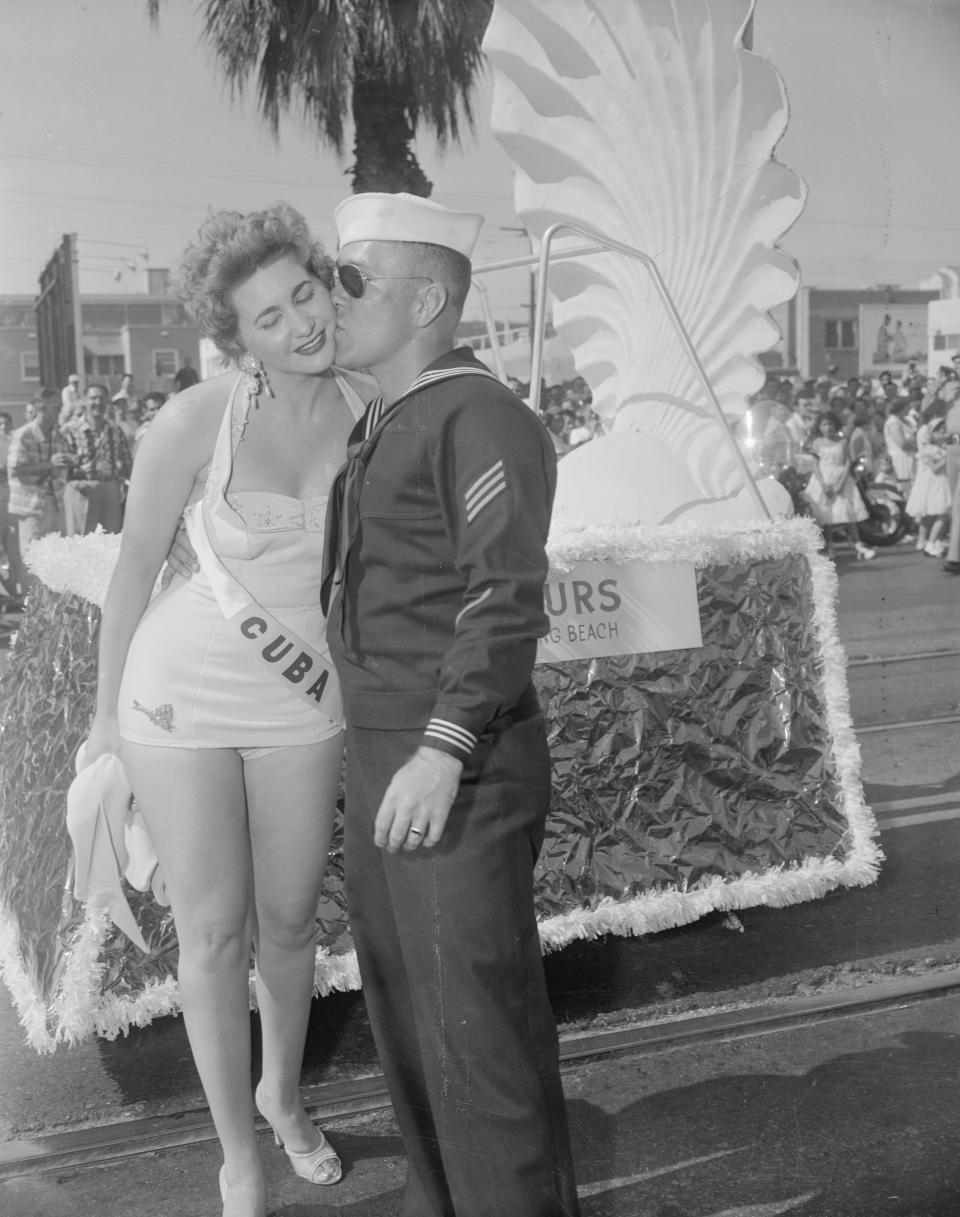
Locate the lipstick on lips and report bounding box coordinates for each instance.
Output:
[296,329,327,356]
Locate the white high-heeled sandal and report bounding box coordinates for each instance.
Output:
[254,1084,342,1185]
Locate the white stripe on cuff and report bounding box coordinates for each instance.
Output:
[424,719,477,755]
[455,587,493,627]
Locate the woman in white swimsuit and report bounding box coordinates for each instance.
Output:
[85,204,368,1217]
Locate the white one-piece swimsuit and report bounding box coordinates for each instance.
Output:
[118,374,365,752]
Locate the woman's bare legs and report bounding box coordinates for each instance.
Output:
[121,743,264,1217]
[245,735,343,1158]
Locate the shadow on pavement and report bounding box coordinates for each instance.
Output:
[865,768,960,804]
[93,989,378,1112]
[564,1028,960,1216]
[234,1027,960,1217]
[94,813,960,1112]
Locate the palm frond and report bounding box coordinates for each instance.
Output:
[148,0,492,154]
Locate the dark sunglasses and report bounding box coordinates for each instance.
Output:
[335,263,432,299]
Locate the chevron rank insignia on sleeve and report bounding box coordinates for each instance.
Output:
[464,460,507,523]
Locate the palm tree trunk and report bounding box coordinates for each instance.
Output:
[350,67,433,197]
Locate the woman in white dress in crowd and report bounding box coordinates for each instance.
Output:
[85,203,369,1217]
[883,397,917,497]
[907,395,954,558]
[805,412,876,560]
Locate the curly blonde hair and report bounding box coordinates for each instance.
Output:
[172,202,333,355]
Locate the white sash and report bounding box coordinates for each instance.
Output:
[184,373,366,724]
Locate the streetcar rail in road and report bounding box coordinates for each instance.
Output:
[876,806,960,830]
[5,965,960,1182]
[871,792,960,831]
[855,713,960,735]
[847,648,960,668]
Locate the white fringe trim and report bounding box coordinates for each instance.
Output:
[24,530,121,608]
[27,518,825,603]
[0,899,363,1053]
[804,546,883,880]
[536,530,883,953]
[6,516,879,1047]
[0,905,59,1052]
[546,516,824,573]
[536,853,877,953]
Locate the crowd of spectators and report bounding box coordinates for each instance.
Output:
[0,377,175,603]
[5,357,956,602]
[746,358,960,571]
[506,375,602,457]
[509,357,959,573]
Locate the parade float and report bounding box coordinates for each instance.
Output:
[0,0,880,1052]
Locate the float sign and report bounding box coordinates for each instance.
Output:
[537,559,702,663]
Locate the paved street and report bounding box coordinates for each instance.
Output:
[6,987,960,1216]
[1,540,958,1214]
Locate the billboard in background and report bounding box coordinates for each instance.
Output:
[859,303,928,376]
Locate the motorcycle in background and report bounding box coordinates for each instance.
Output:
[851,458,908,547]
[774,458,908,547]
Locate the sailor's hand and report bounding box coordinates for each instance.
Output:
[374,746,463,853]
[162,517,199,588]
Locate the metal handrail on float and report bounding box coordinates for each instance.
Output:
[471,222,771,520]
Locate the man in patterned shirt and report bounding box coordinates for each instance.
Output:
[7,386,71,551]
[61,383,132,535]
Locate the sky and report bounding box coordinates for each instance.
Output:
[1,0,959,326]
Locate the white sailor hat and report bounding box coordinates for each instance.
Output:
[335,192,484,259]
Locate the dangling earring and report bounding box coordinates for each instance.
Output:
[238,351,270,406]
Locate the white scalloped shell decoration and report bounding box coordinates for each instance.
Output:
[483,0,806,517]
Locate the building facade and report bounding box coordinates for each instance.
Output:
[929,298,960,370]
[0,291,202,421]
[0,298,40,418]
[794,286,939,380]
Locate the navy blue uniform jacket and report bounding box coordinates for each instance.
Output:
[325,348,557,761]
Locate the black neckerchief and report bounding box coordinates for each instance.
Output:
[320,355,501,615]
